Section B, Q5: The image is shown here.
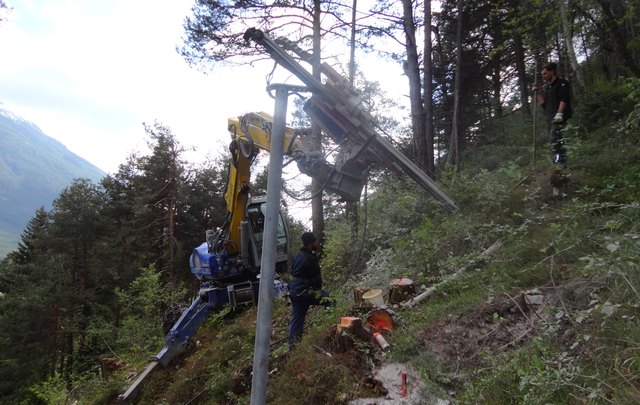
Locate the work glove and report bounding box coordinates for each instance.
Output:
[553,112,564,124]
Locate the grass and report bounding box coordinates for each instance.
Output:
[66,84,640,404]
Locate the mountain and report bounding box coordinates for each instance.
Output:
[0,107,105,258]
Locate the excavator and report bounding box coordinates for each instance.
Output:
[120,30,458,402]
[119,112,372,403]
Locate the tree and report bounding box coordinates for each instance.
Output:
[0,1,10,24]
[47,179,108,383]
[101,155,149,294]
[6,207,49,265]
[180,0,349,67]
[423,0,436,175]
[0,209,53,401]
[448,0,463,166]
[137,122,187,287]
[180,1,358,242]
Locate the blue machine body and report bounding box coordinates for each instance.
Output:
[190,242,246,281]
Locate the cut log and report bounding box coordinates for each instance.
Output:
[353,287,370,306]
[401,239,504,309]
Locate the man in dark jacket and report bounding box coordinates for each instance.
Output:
[287,231,332,351]
[532,62,572,165]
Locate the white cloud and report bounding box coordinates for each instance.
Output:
[0,0,281,173]
[0,0,408,228]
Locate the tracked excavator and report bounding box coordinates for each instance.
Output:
[119,112,366,403]
[120,30,458,402]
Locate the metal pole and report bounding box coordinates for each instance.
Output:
[250,84,291,405]
[532,60,538,170]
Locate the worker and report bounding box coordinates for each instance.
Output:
[287,231,333,351]
[532,61,572,165]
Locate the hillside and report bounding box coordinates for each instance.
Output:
[0,108,105,258]
[1,86,637,403]
[64,80,638,404]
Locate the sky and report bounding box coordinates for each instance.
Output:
[0,1,409,224]
[0,0,292,174]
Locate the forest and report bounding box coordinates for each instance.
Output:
[1,0,639,403]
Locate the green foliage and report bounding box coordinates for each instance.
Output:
[462,113,537,171]
[115,266,186,360]
[574,78,637,132]
[444,162,524,216]
[321,220,359,278]
[460,338,576,404]
[26,374,67,405]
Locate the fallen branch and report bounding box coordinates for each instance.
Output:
[499,326,534,350]
[401,239,504,309]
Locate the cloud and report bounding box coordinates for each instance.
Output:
[0,0,281,173]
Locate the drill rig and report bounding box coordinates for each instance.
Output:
[243,28,458,214]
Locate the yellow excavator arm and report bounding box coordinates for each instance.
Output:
[222,112,306,255]
[218,111,365,257]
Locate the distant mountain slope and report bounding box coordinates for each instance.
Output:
[0,107,105,258]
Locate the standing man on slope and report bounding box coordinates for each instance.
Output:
[287,232,333,351]
[532,62,572,166]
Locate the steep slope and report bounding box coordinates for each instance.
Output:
[112,127,640,403]
[0,108,105,257]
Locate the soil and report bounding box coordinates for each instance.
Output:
[330,272,607,404]
[419,292,538,374]
[348,362,443,405]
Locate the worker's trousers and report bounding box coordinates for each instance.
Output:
[549,123,568,165]
[288,289,330,351]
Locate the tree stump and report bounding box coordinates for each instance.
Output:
[388,278,415,304]
[353,286,370,307]
[366,307,399,332]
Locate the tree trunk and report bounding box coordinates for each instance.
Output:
[49,302,60,376]
[348,0,357,87]
[490,54,503,118]
[401,0,426,169]
[167,154,177,288]
[63,332,74,387]
[513,33,532,117]
[311,0,325,243]
[560,0,584,91]
[423,0,435,177]
[345,0,359,240]
[433,24,450,164]
[595,0,640,76]
[448,0,463,167]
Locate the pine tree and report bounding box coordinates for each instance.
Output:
[7,207,49,265]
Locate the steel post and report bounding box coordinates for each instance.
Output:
[249,84,291,405]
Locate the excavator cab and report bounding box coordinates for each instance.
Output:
[245,196,290,274]
[189,197,289,283]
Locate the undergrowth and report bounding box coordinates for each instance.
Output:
[56,79,640,404]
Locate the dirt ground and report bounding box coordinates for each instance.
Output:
[419,291,541,373]
[347,285,579,404]
[348,362,448,405]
